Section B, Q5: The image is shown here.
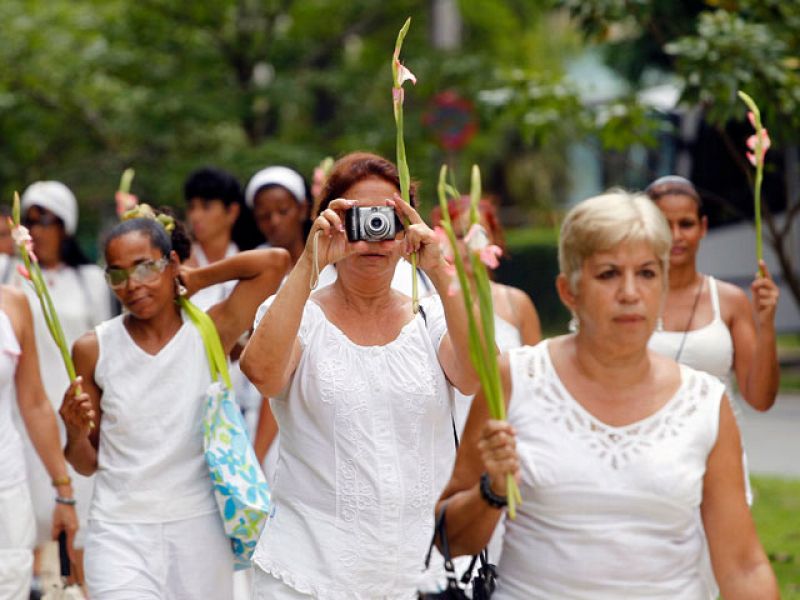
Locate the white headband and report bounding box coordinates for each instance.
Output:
[21,181,78,235]
[245,166,306,209]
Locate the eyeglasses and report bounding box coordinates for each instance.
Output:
[22,213,62,228]
[105,258,169,289]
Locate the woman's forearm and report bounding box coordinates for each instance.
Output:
[20,398,76,483]
[437,485,504,557]
[717,561,778,599]
[744,324,779,411]
[64,429,99,476]
[192,248,287,289]
[240,254,313,397]
[427,263,480,393]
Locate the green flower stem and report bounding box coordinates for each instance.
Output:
[436,166,521,517]
[12,193,84,413]
[737,91,765,276]
[119,168,135,194]
[392,18,419,313]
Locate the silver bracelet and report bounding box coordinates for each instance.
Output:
[55,496,76,506]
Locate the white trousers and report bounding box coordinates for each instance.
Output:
[84,512,233,599]
[0,483,35,600]
[252,568,314,599]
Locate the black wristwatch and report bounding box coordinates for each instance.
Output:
[479,472,508,509]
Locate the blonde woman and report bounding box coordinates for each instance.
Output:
[438,191,777,599]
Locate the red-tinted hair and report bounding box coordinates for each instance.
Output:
[429,195,506,254]
[314,152,417,217]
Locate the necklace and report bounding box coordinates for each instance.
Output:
[674,275,705,362]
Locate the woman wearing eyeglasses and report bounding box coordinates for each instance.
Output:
[59,213,289,599]
[10,181,113,592]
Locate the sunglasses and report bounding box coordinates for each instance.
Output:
[105,258,169,290]
[22,213,63,228]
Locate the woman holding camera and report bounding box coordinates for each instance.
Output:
[241,152,478,599]
[437,191,776,599]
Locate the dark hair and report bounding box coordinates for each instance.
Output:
[183,166,263,250]
[645,175,704,215]
[104,208,192,262]
[429,195,507,254]
[315,152,416,217]
[184,167,243,207]
[61,237,92,267]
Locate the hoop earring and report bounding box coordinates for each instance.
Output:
[568,313,579,333]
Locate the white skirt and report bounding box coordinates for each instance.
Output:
[0,483,35,600]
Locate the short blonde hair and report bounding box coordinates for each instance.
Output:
[558,190,671,292]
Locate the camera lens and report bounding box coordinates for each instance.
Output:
[364,212,390,238]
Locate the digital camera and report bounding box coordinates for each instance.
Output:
[344,206,403,242]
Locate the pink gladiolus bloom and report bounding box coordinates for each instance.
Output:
[394,60,417,87]
[746,129,771,167]
[479,245,502,269]
[115,191,139,216]
[10,224,32,246]
[311,167,326,200]
[16,264,30,280]
[463,223,490,252]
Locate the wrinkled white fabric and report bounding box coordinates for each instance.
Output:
[495,341,723,600]
[91,313,217,523]
[252,294,454,599]
[84,513,232,599]
[0,483,35,600]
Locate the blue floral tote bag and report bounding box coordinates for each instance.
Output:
[180,297,271,571]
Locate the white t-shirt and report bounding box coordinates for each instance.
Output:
[495,340,723,600]
[252,295,455,599]
[91,313,217,523]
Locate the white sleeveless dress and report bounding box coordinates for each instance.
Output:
[0,308,35,600]
[495,341,723,599]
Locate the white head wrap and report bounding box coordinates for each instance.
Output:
[245,166,306,209]
[21,181,79,235]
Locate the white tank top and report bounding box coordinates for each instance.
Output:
[0,308,25,490]
[649,276,733,385]
[496,341,723,599]
[91,313,217,522]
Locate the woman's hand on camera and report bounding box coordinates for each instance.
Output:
[477,419,520,497]
[391,194,447,274]
[304,198,355,268]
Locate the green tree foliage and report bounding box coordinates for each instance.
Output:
[564,0,800,308]
[0,0,579,232]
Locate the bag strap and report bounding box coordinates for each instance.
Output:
[424,502,461,591]
[419,305,492,582]
[178,296,232,389]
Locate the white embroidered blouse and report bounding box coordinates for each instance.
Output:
[252,295,455,599]
[495,340,724,600]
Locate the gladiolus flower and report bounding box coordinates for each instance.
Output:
[394,61,417,88]
[115,191,139,216]
[16,264,30,280]
[479,245,502,269]
[746,128,771,167]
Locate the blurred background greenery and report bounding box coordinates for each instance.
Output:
[1,0,798,325]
